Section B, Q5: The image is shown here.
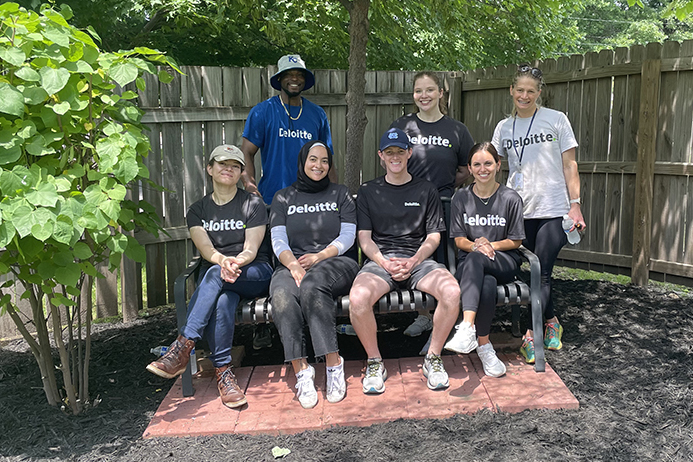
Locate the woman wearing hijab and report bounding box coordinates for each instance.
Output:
[269,140,359,408]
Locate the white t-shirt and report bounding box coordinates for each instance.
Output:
[492,107,578,219]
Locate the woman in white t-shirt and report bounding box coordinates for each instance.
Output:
[444,142,525,377]
[492,64,587,364]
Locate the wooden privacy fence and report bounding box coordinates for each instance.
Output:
[2,41,693,339]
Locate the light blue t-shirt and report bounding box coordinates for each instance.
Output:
[243,95,333,203]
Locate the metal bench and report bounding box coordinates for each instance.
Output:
[174,198,543,397]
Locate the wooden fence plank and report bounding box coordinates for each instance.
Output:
[141,72,167,308]
[674,41,693,164]
[632,44,663,285]
[656,41,681,163]
[363,71,378,182]
[330,70,347,182]
[593,49,613,162]
[651,175,687,263]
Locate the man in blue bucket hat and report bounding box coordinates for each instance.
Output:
[241,54,335,204]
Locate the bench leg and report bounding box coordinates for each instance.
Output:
[531,302,546,373]
[511,305,522,337]
[182,364,194,397]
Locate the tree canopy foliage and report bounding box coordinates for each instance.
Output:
[568,0,693,53]
[18,0,585,70]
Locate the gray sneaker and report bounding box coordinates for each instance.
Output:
[422,354,449,390]
[404,315,433,337]
[362,359,387,394]
[444,321,478,354]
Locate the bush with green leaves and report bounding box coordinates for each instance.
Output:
[0,2,177,414]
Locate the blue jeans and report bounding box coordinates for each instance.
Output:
[182,261,273,367]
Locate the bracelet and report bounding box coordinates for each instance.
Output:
[569,197,581,204]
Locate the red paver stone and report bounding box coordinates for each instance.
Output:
[472,352,579,412]
[144,355,579,438]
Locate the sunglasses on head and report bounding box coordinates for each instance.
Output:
[518,64,543,79]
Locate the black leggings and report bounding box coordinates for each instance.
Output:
[523,217,567,325]
[456,251,520,337]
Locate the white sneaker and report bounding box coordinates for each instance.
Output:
[476,342,506,377]
[326,356,346,403]
[362,359,387,394]
[422,354,449,390]
[295,365,318,409]
[404,315,433,337]
[444,321,478,354]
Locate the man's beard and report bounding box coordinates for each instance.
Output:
[283,88,302,98]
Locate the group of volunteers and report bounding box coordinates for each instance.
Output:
[147,55,587,410]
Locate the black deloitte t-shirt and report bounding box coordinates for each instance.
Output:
[186,189,270,273]
[390,114,474,198]
[270,183,356,259]
[449,184,525,264]
[356,176,445,258]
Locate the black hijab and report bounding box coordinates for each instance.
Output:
[292,140,333,193]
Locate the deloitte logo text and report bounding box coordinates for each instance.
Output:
[287,202,338,215]
[202,219,246,231]
[408,134,451,147]
[278,128,313,140]
[504,132,554,150]
[464,213,506,227]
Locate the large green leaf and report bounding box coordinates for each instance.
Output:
[40,67,70,95]
[124,236,146,263]
[12,204,34,237]
[0,47,27,66]
[72,241,92,259]
[0,170,25,195]
[63,60,94,73]
[22,85,49,105]
[15,67,41,82]
[42,24,70,48]
[0,82,25,117]
[0,146,22,165]
[109,62,139,87]
[0,221,16,248]
[54,261,81,287]
[30,209,56,241]
[52,215,73,245]
[26,182,59,207]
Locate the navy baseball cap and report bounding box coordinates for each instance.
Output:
[379,128,410,151]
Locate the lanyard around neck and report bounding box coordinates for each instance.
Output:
[512,108,538,167]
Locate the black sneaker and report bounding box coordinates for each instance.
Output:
[252,324,272,350]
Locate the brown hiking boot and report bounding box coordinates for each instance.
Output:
[215,365,247,408]
[146,335,195,379]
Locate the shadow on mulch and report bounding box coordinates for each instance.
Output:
[1,272,692,461]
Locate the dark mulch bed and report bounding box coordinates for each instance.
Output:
[1,270,692,461]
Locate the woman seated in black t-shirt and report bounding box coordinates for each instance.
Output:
[269,140,359,409]
[147,144,272,409]
[444,142,526,377]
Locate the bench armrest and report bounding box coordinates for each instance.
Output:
[518,245,545,372]
[174,256,202,333]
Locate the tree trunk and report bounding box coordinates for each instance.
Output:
[340,0,370,195]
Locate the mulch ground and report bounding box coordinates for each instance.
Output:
[1,269,692,462]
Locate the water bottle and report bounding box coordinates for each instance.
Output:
[189,348,197,375]
[336,324,357,336]
[562,214,581,245]
[151,345,168,356]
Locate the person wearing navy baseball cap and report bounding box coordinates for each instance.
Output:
[347,127,461,394]
[240,54,334,205]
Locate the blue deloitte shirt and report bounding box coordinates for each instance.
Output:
[243,95,333,203]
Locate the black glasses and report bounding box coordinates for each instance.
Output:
[518,64,543,79]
